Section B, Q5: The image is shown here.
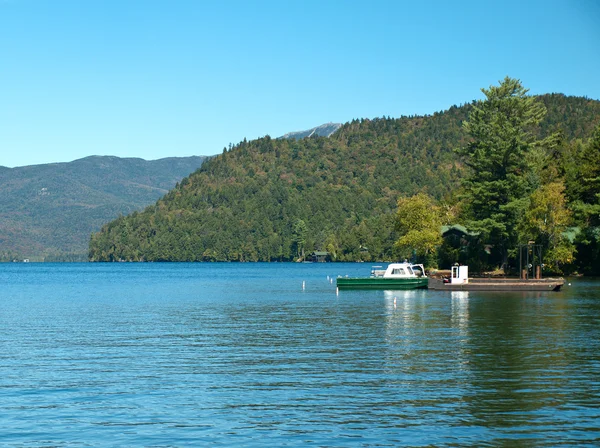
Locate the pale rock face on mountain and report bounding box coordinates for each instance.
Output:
[280,122,342,140]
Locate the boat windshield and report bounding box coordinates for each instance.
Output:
[411,265,424,277]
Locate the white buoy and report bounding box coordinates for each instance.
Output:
[336,287,339,296]
[394,296,397,309]
[302,280,305,290]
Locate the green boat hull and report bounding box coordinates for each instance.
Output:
[336,277,429,290]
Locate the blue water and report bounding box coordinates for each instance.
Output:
[0,263,599,446]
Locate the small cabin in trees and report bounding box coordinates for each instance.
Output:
[310,251,331,262]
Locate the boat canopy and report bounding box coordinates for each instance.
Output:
[371,262,426,279]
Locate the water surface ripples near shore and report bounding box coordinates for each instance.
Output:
[0,263,598,446]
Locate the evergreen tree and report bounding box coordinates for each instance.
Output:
[571,125,600,274]
[457,77,556,270]
[292,219,307,260]
[575,125,600,205]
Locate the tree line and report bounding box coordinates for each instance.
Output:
[395,78,599,275]
[89,80,600,274]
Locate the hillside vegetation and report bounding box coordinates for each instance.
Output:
[89,94,600,266]
[0,156,205,261]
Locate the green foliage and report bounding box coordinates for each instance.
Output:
[574,226,600,275]
[394,194,442,266]
[575,126,600,205]
[0,156,205,260]
[457,77,557,269]
[90,113,471,262]
[568,125,600,274]
[536,94,600,142]
[0,251,21,262]
[518,181,574,273]
[292,219,308,259]
[89,93,600,266]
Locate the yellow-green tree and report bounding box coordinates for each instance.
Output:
[394,193,442,266]
[519,181,574,272]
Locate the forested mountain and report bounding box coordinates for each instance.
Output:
[0,156,206,261]
[89,94,600,264]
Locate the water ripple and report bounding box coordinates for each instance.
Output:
[0,264,598,446]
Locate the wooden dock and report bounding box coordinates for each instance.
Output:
[428,277,565,291]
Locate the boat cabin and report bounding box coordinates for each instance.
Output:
[371,262,426,279]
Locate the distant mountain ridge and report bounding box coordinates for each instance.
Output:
[280,122,342,140]
[0,155,206,260]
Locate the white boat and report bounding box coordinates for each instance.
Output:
[337,262,428,289]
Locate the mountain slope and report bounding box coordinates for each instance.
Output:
[0,156,206,260]
[89,95,600,262]
[280,122,342,140]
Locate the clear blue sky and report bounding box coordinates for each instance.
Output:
[1,0,599,168]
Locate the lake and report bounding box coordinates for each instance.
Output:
[0,263,598,446]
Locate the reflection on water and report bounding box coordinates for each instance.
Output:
[451,290,469,336]
[450,291,470,381]
[380,283,600,446]
[0,264,598,447]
